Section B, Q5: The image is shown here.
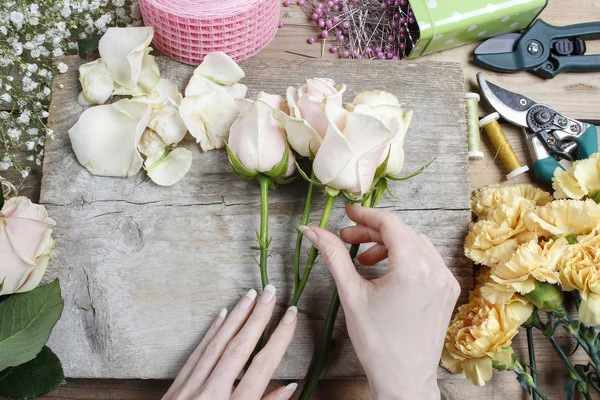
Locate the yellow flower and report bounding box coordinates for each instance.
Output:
[480,239,568,303]
[553,154,600,200]
[472,184,552,220]
[525,199,600,237]
[558,231,600,326]
[465,198,537,266]
[441,288,533,386]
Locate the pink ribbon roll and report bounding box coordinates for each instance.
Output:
[139,0,280,65]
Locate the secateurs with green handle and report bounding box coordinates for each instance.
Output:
[478,73,598,186]
[474,19,600,79]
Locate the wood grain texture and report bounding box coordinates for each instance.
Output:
[40,56,472,379]
[24,0,600,396]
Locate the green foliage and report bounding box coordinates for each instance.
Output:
[0,346,66,399]
[0,280,63,371]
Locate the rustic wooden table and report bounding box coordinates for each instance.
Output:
[4,1,599,398]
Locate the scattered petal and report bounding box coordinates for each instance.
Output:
[78,58,114,105]
[194,51,245,85]
[145,147,193,186]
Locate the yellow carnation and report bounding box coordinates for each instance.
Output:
[525,199,600,237]
[465,198,537,266]
[553,153,600,200]
[472,184,553,220]
[480,239,568,303]
[441,288,533,386]
[558,232,600,326]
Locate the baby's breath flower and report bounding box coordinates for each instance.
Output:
[57,62,69,74]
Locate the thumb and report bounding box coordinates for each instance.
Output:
[299,225,364,299]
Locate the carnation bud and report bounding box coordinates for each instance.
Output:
[524,281,566,317]
[591,190,600,204]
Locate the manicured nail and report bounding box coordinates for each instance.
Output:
[282,306,298,325]
[240,289,258,310]
[280,382,298,399]
[214,308,227,329]
[260,284,276,304]
[298,225,318,245]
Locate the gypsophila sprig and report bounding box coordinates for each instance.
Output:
[0,0,142,178]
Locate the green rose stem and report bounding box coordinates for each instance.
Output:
[294,173,316,292]
[258,175,272,288]
[299,194,373,400]
[526,326,540,400]
[290,192,337,306]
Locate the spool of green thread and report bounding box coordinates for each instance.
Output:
[465,93,484,160]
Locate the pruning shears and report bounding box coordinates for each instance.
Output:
[477,73,598,185]
[474,19,600,79]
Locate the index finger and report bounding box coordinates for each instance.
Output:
[345,204,417,255]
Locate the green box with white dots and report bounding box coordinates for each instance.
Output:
[407,0,547,58]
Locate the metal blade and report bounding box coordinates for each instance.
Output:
[477,73,536,128]
[474,34,521,55]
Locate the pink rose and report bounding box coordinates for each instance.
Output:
[313,104,399,195]
[0,197,55,295]
[228,94,296,178]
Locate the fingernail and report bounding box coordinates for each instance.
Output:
[214,308,227,329]
[260,284,276,304]
[280,382,298,399]
[240,289,257,310]
[298,225,318,245]
[282,306,298,325]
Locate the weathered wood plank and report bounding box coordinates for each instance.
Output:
[41,56,471,379]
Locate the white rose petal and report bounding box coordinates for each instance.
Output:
[145,147,193,186]
[69,101,151,177]
[78,58,114,105]
[194,51,245,85]
[179,92,239,151]
[98,27,155,90]
[112,47,160,96]
[185,74,247,99]
[133,78,182,106]
[138,129,167,157]
[147,103,188,145]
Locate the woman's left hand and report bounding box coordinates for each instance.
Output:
[163,285,299,400]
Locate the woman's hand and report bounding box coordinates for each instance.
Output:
[163,285,299,400]
[300,205,461,400]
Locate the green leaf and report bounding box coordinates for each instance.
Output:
[0,185,4,209]
[374,148,391,179]
[386,159,435,181]
[0,346,66,399]
[0,278,5,293]
[78,37,99,58]
[564,378,577,400]
[0,280,64,371]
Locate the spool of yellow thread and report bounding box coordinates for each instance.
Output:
[465,93,484,160]
[480,112,529,180]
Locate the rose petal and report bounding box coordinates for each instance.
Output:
[0,219,37,295]
[179,92,239,151]
[145,147,193,186]
[78,58,114,105]
[272,108,322,158]
[69,102,150,177]
[133,78,182,106]
[257,92,289,113]
[112,47,160,96]
[98,27,154,90]
[194,51,245,85]
[148,103,188,145]
[138,128,167,157]
[235,98,254,115]
[352,91,400,107]
[185,74,247,99]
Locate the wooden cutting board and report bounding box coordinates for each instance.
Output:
[41,55,472,379]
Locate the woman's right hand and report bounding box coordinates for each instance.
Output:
[300,205,461,400]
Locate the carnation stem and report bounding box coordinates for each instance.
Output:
[547,336,590,394]
[299,194,374,400]
[294,173,316,292]
[258,175,271,289]
[289,193,337,306]
[526,326,540,400]
[512,360,549,400]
